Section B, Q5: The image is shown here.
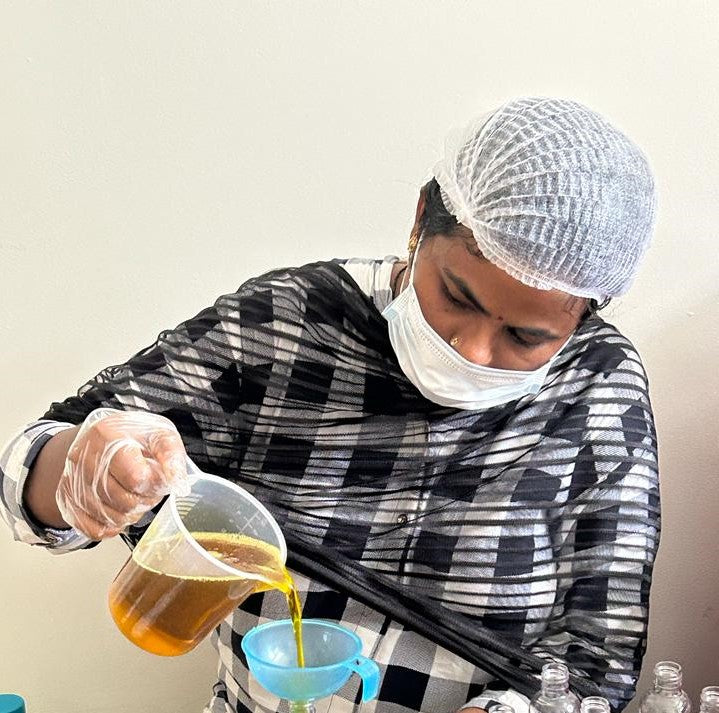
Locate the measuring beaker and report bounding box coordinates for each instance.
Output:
[109,470,286,656]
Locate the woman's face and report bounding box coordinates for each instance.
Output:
[404,233,586,371]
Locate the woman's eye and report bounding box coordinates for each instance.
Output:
[508,329,538,349]
[441,282,471,310]
[440,280,545,351]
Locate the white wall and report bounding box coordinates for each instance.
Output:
[1,2,717,711]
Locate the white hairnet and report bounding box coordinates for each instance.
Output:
[433,97,658,299]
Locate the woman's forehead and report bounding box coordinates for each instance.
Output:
[432,235,586,323]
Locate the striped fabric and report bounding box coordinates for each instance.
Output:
[0,257,659,713]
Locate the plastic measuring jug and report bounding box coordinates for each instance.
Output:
[109,469,286,656]
[242,619,381,712]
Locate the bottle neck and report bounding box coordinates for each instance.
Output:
[541,663,571,697]
[700,687,719,713]
[653,661,683,694]
[580,696,611,713]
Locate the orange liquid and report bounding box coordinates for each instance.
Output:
[109,532,304,665]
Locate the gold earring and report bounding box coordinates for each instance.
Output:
[450,336,460,348]
[408,230,419,253]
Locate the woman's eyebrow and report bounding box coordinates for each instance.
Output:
[443,268,491,315]
[511,325,561,340]
[443,269,561,341]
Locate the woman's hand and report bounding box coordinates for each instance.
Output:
[56,408,191,539]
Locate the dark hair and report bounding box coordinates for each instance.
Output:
[417,178,610,320]
[418,178,468,239]
[583,296,611,318]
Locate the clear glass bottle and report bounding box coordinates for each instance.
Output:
[580,696,611,713]
[700,687,719,713]
[638,661,692,713]
[529,663,581,713]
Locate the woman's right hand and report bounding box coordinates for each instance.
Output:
[56,408,191,540]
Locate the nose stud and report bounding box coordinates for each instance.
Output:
[449,336,460,348]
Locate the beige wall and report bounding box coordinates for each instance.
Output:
[1,2,717,711]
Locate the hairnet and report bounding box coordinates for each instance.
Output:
[432,97,657,299]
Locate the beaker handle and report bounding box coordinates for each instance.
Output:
[346,655,380,702]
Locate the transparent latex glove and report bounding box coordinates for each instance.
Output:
[57,408,192,540]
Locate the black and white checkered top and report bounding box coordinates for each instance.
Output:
[0,257,660,713]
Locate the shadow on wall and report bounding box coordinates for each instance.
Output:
[647,289,719,445]
[631,288,719,706]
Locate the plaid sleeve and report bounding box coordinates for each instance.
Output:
[0,419,95,552]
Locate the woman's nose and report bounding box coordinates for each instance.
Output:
[451,325,497,367]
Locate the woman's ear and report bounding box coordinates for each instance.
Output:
[409,189,427,244]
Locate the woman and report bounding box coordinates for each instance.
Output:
[0,97,659,713]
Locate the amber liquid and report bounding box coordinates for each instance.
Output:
[109,532,304,665]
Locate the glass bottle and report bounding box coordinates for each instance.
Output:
[638,661,692,713]
[580,697,611,713]
[529,663,581,713]
[700,687,719,713]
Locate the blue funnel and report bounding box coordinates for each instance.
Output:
[241,619,380,705]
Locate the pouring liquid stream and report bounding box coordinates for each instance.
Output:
[109,531,305,666]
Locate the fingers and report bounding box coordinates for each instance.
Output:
[145,430,190,495]
[104,439,169,498]
[59,408,191,540]
[100,468,159,513]
[57,479,127,539]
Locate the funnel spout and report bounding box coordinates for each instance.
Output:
[289,701,316,713]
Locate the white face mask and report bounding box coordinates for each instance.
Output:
[382,241,570,410]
